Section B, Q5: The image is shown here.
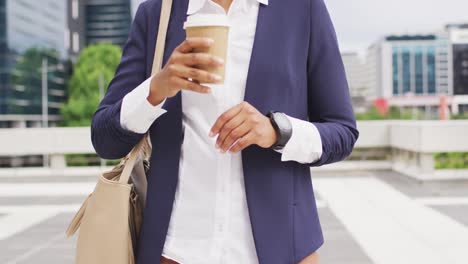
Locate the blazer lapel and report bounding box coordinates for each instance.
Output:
[243,1,273,113]
[241,2,281,259]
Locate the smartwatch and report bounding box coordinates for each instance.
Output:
[266,111,293,151]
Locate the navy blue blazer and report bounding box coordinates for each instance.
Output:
[91,0,359,263]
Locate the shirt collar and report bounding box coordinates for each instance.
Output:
[187,0,269,15]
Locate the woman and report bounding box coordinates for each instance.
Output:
[91,0,359,263]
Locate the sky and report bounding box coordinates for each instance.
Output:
[325,0,468,54]
[132,0,468,54]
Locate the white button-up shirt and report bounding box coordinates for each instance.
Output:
[120,0,323,263]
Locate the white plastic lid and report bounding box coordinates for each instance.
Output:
[183,14,230,29]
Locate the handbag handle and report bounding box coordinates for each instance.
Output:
[120,0,173,184]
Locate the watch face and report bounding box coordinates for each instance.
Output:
[274,113,291,132]
[270,112,293,149]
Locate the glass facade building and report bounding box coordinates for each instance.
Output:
[389,35,449,97]
[0,0,7,115]
[86,0,132,46]
[362,26,468,116]
[68,0,132,60]
[453,44,468,95]
[0,0,68,128]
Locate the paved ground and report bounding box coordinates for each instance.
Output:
[1,170,468,264]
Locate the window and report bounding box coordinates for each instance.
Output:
[64,29,70,50]
[414,46,424,95]
[401,47,411,94]
[392,47,399,95]
[72,0,79,19]
[85,2,132,47]
[426,47,436,94]
[73,32,79,53]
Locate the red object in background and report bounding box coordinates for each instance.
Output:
[374,98,389,116]
[439,95,448,120]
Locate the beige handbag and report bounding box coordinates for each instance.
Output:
[65,0,173,263]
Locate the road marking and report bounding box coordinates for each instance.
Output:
[313,177,468,264]
[4,232,66,264]
[0,209,59,241]
[0,204,81,213]
[314,197,468,208]
[0,183,95,197]
[0,205,81,241]
[416,197,468,206]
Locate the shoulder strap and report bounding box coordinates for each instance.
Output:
[120,0,173,184]
[152,0,173,75]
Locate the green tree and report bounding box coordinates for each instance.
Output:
[61,43,122,126]
[355,106,421,120]
[451,112,468,120]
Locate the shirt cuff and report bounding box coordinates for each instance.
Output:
[120,77,167,134]
[276,115,323,164]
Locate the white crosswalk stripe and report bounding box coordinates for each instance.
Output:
[313,177,468,264]
[0,181,93,240]
[0,209,60,240]
[0,183,95,197]
[415,197,468,206]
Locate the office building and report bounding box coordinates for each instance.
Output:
[67,0,132,60]
[364,33,453,117]
[0,0,68,128]
[447,24,468,114]
[341,52,368,98]
[363,26,468,117]
[367,34,451,97]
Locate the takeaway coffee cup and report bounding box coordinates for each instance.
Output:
[184,14,230,84]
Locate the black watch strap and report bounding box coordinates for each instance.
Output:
[267,111,293,150]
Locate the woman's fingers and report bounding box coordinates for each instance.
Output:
[219,122,251,153]
[171,52,224,68]
[215,109,247,151]
[161,37,224,95]
[168,64,222,84]
[229,132,255,153]
[210,102,246,136]
[176,37,214,53]
[172,76,212,94]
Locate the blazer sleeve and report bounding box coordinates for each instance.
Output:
[306,0,359,167]
[90,3,151,160]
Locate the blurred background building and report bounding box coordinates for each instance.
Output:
[0,0,68,128]
[67,0,133,61]
[341,52,369,113]
[342,52,367,97]
[448,24,468,114]
[343,23,468,119]
[0,0,144,129]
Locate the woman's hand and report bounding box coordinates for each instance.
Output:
[147,37,225,106]
[210,102,278,153]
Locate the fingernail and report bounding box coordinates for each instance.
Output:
[215,57,224,65]
[205,88,212,93]
[212,74,222,81]
[209,131,215,137]
[215,143,220,149]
